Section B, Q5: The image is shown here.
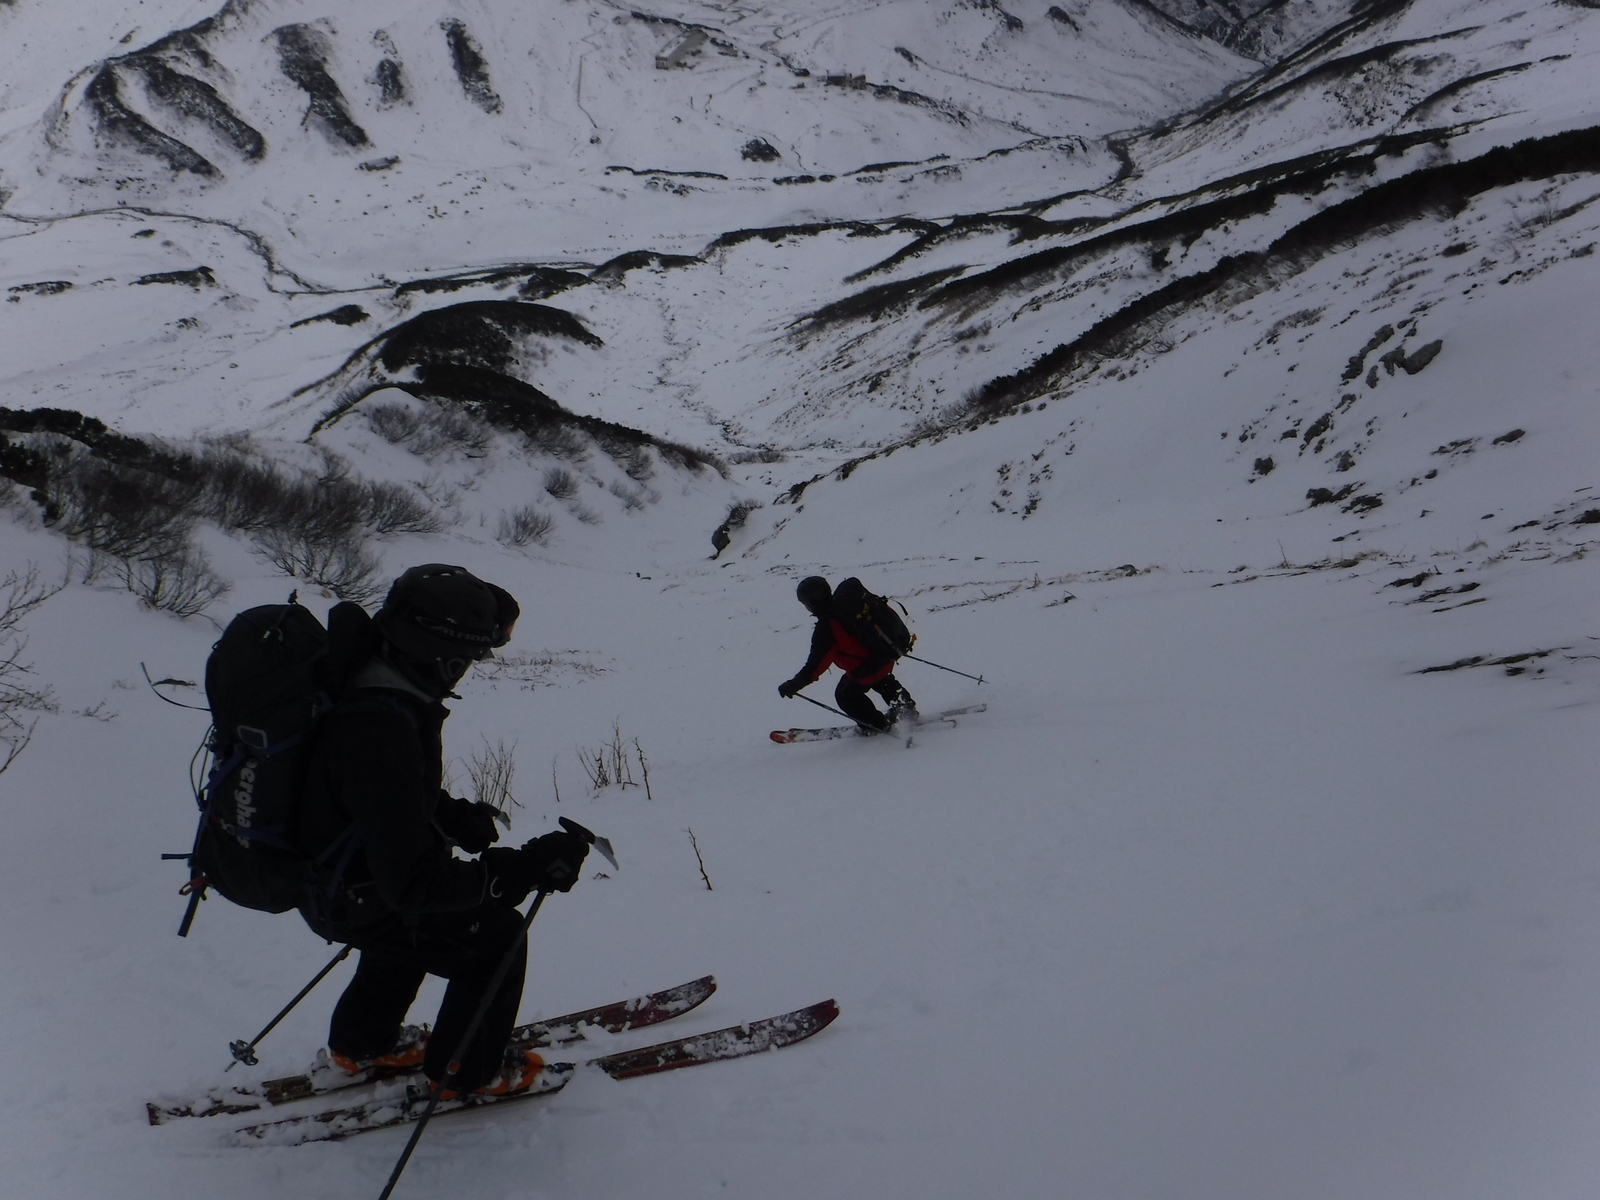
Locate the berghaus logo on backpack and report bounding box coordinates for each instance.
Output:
[230,756,261,849]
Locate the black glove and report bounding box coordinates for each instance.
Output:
[521,829,590,893]
[778,678,804,698]
[435,796,501,855]
[480,832,590,905]
[481,846,538,907]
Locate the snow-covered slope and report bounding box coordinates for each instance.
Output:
[3,0,1600,1197]
[0,0,1250,281]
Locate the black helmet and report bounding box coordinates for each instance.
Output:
[796,576,832,615]
[376,564,519,688]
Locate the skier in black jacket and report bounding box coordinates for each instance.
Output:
[294,564,588,1098]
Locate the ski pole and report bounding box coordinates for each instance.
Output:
[789,689,850,720]
[378,891,549,1200]
[378,818,611,1200]
[901,652,985,685]
[226,943,354,1070]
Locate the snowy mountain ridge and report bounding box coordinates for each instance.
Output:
[2,1,1600,1197]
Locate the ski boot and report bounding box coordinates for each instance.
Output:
[885,688,919,727]
[327,1024,430,1076]
[437,1046,548,1101]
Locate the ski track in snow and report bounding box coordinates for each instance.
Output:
[2,0,1600,1197]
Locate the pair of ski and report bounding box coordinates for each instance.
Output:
[148,976,838,1145]
[771,702,986,744]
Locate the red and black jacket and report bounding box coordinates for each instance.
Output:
[793,617,896,687]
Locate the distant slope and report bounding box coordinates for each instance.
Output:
[0,0,1252,283]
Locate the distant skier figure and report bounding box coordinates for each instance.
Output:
[778,576,916,733]
[293,564,589,1099]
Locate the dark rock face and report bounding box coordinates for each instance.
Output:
[272,24,371,148]
[374,57,407,105]
[87,67,217,176]
[128,56,264,159]
[442,19,502,113]
[291,305,369,328]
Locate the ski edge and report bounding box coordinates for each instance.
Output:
[148,974,717,1124]
[591,998,841,1080]
[229,999,841,1145]
[771,704,986,744]
[233,1064,576,1146]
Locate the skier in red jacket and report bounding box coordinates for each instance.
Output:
[778,576,915,732]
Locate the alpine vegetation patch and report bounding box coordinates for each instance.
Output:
[0,565,60,777]
[542,467,580,500]
[497,505,556,548]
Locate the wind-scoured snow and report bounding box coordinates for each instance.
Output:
[2,0,1600,1197]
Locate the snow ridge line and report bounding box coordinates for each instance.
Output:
[961,124,1600,414]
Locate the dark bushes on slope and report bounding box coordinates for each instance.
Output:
[0,408,438,611]
[956,124,1600,417]
[272,24,370,148]
[497,506,555,547]
[129,56,264,159]
[365,399,493,458]
[309,300,724,477]
[543,468,580,500]
[378,301,603,374]
[442,19,502,114]
[86,67,217,176]
[796,266,968,331]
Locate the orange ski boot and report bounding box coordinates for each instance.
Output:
[328,1024,429,1075]
[437,1047,547,1100]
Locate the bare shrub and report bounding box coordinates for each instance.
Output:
[49,456,195,561]
[367,400,492,457]
[365,401,424,445]
[467,737,518,815]
[609,480,646,512]
[256,529,383,603]
[570,504,601,525]
[614,444,655,483]
[414,406,493,457]
[577,720,637,792]
[195,449,358,539]
[526,424,586,460]
[0,565,61,777]
[497,505,555,547]
[121,545,232,617]
[197,452,294,531]
[365,480,441,535]
[471,650,607,689]
[199,446,440,539]
[685,827,712,890]
[542,467,579,500]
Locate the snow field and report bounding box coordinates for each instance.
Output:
[1,0,1599,1196]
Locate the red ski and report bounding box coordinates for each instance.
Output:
[148,975,716,1124]
[771,703,986,743]
[232,999,840,1146]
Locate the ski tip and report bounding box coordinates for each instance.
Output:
[769,730,786,743]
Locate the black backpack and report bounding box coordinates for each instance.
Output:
[174,600,372,936]
[832,577,914,658]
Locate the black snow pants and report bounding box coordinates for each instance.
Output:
[323,902,526,1093]
[835,672,914,732]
